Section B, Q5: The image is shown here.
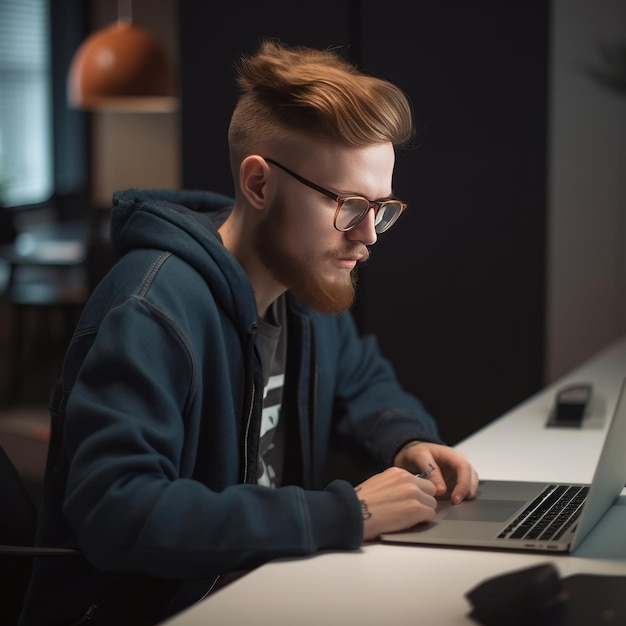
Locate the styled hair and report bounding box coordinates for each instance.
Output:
[228,39,415,163]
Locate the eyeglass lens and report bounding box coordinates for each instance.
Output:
[337,198,404,233]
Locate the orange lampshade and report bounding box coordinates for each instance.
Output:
[68,19,178,112]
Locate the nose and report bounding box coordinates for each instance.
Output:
[347,208,377,246]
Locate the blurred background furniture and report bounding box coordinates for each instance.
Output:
[0,214,88,405]
[0,205,115,406]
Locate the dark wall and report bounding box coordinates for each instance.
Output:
[179,0,360,196]
[355,3,548,444]
[179,1,548,444]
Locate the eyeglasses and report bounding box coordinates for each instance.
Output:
[264,157,406,234]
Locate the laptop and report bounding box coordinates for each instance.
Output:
[380,378,626,553]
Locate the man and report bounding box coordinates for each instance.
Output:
[20,40,478,625]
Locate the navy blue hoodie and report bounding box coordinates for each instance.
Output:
[20,189,443,625]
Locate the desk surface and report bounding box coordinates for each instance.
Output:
[163,336,626,626]
[459,335,626,484]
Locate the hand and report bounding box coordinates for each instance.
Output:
[393,441,479,505]
[354,467,437,542]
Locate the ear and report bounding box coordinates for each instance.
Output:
[239,155,270,209]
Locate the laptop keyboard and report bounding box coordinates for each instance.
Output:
[498,484,589,541]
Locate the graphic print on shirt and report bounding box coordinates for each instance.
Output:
[257,373,285,487]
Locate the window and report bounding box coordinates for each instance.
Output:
[0,0,53,207]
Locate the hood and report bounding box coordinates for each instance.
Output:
[110,187,256,328]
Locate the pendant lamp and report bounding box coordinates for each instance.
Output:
[67,1,178,112]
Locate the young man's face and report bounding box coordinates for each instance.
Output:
[255,142,396,314]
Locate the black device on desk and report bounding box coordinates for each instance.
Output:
[546,383,593,428]
[466,563,626,626]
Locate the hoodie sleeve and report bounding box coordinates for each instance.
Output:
[315,311,446,469]
[60,295,363,580]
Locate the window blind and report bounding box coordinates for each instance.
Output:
[0,0,52,207]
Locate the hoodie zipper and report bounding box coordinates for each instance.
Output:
[241,382,256,483]
[241,323,258,484]
[69,603,99,625]
[308,325,318,487]
[195,574,221,603]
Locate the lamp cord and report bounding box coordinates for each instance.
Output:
[118,0,133,23]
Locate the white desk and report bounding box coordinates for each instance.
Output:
[163,336,626,625]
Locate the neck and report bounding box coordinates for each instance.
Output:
[218,209,285,319]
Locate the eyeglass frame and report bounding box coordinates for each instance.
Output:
[263,157,407,234]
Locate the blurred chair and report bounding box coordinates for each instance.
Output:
[0,442,38,625]
[0,443,78,625]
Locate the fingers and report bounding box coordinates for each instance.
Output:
[415,461,450,499]
[447,461,479,504]
[421,465,445,496]
[413,448,479,504]
[415,475,437,496]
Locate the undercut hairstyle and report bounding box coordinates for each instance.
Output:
[228,39,415,163]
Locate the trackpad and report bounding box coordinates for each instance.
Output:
[441,499,524,523]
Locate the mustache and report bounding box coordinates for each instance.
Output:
[336,246,370,264]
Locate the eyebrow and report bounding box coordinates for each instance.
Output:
[335,186,397,202]
[320,180,398,204]
[371,193,398,202]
